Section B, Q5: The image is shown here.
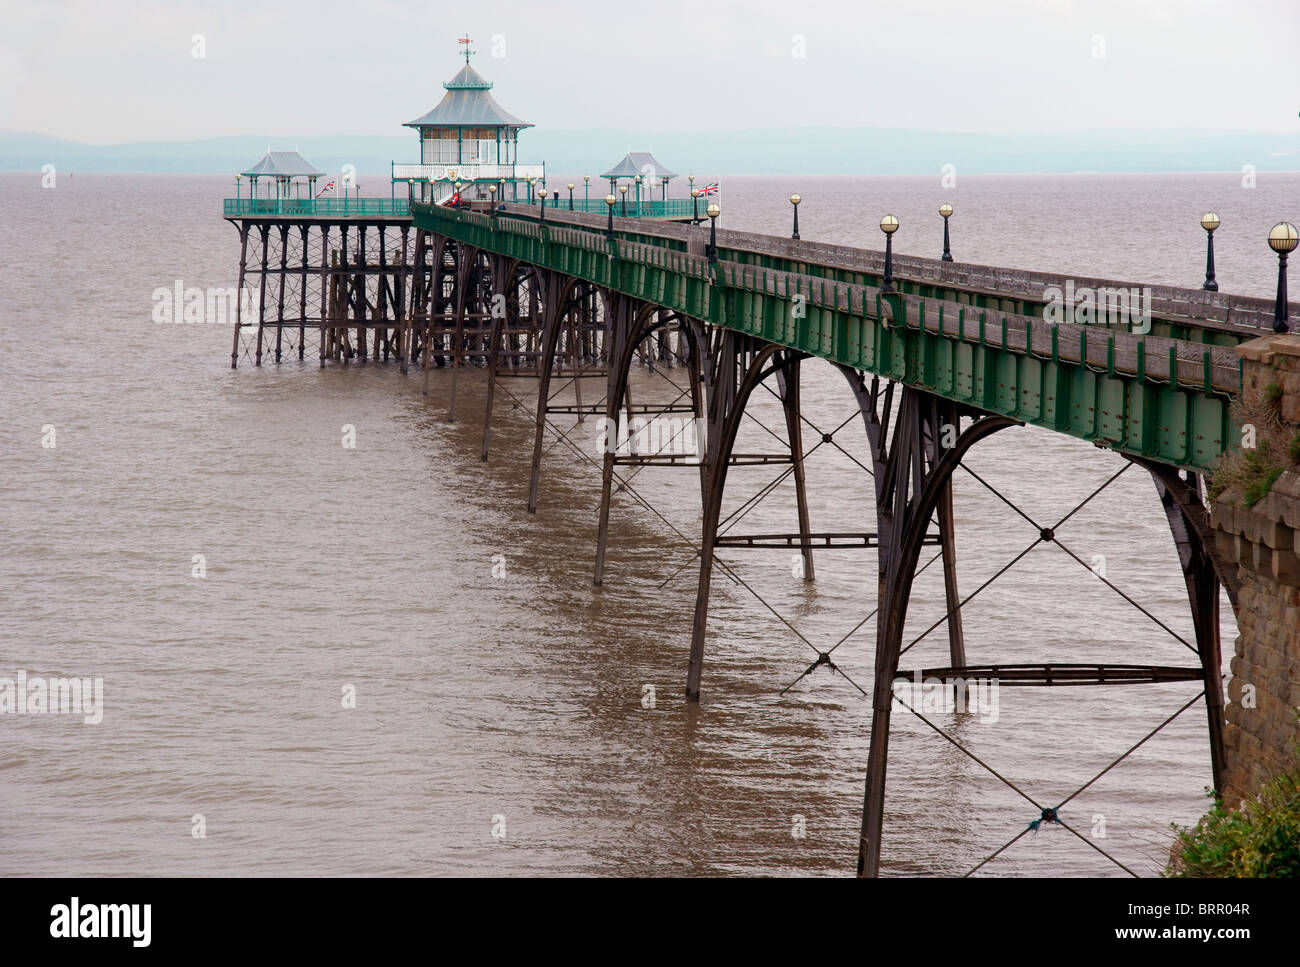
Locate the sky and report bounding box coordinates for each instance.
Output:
[1,0,1298,143]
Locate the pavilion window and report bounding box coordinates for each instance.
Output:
[422,128,459,164]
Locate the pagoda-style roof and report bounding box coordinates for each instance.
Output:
[601,152,678,181]
[404,63,532,129]
[240,150,324,178]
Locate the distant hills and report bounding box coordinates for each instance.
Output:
[2,127,1298,177]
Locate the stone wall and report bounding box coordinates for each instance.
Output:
[1211,333,1300,804]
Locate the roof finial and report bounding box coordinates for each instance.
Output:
[458,34,473,65]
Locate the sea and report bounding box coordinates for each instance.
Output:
[2,170,1296,876]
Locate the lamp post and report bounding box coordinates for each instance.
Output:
[706,203,721,263]
[619,183,628,216]
[528,177,536,204]
[789,194,801,240]
[567,183,575,211]
[538,186,547,222]
[584,174,590,208]
[234,174,240,204]
[1269,221,1298,333]
[691,187,701,225]
[1201,212,1220,291]
[605,193,616,238]
[498,178,506,202]
[880,214,899,293]
[488,183,497,216]
[453,181,461,208]
[635,174,643,217]
[939,204,953,262]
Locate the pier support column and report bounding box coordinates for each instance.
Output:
[480,255,517,461]
[254,224,270,366]
[593,292,635,585]
[447,243,476,422]
[775,356,816,582]
[685,334,787,701]
[837,372,1016,878]
[230,221,251,369]
[274,223,289,363]
[317,226,331,368]
[1137,459,1236,797]
[527,270,565,512]
[397,227,410,374]
[593,309,706,586]
[298,224,309,361]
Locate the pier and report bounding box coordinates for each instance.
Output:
[220,44,1299,877]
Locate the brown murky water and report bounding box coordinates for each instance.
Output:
[2,171,1294,876]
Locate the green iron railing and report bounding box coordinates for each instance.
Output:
[223,198,412,218]
[223,196,698,220]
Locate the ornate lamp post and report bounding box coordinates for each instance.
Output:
[605,193,616,238]
[538,186,547,222]
[234,173,241,203]
[706,203,721,263]
[498,178,506,201]
[789,193,801,240]
[1268,221,1298,333]
[619,183,629,216]
[1201,212,1220,291]
[528,177,536,204]
[635,174,643,216]
[939,203,954,262]
[488,183,497,217]
[567,183,575,211]
[584,174,591,207]
[880,214,899,293]
[691,187,701,225]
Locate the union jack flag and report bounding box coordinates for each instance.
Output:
[698,182,719,196]
[315,181,335,198]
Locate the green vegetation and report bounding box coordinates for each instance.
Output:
[1167,745,1300,878]
[1213,382,1293,507]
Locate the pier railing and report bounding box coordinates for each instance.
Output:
[222,196,697,220]
[223,198,412,218]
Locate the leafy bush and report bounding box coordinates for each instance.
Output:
[1167,748,1300,877]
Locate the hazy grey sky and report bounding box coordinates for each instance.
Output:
[2,0,1297,143]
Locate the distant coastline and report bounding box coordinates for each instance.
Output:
[2,127,1297,177]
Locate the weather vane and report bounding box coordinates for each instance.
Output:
[458,35,473,65]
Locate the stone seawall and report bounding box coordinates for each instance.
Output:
[1211,334,1300,803]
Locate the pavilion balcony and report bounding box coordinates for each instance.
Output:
[391,162,546,183]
